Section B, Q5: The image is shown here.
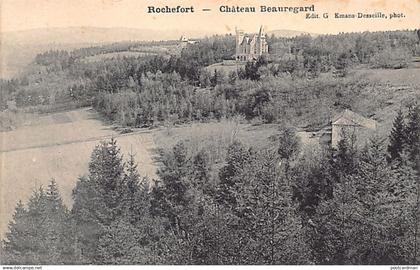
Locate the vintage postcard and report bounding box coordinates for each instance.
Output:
[0,0,419,268]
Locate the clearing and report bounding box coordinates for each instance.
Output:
[206,61,244,74]
[0,107,158,238]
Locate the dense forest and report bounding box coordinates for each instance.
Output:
[1,104,419,264]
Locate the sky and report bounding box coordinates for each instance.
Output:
[1,0,419,34]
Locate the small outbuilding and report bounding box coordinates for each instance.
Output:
[331,109,377,148]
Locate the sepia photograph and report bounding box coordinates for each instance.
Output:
[0,0,419,268]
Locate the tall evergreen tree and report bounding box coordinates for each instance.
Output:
[41,180,73,264]
[151,141,191,226]
[121,152,141,221]
[391,152,420,264]
[220,150,311,264]
[405,104,420,170]
[312,174,362,264]
[191,149,212,193]
[388,109,407,162]
[292,148,334,218]
[352,138,400,264]
[276,127,300,162]
[217,141,253,207]
[333,128,359,179]
[275,127,301,185]
[71,138,126,262]
[2,201,31,264]
[151,142,222,264]
[3,181,71,264]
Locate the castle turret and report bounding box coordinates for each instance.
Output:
[257,26,268,54]
[258,26,265,38]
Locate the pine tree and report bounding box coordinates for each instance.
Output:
[217,141,252,207]
[191,149,211,192]
[71,138,126,262]
[87,138,125,222]
[97,218,150,264]
[97,149,172,264]
[388,109,407,162]
[276,127,300,161]
[42,180,73,264]
[151,141,192,234]
[3,181,70,264]
[391,152,420,264]
[333,128,358,179]
[405,104,420,170]
[228,71,238,84]
[221,150,311,264]
[354,137,400,264]
[151,142,221,264]
[25,187,48,263]
[121,152,141,221]
[275,127,300,184]
[292,149,334,217]
[2,201,31,264]
[312,174,362,264]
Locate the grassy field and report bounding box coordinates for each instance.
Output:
[0,108,158,238]
[351,67,420,139]
[153,120,323,165]
[354,67,420,87]
[205,61,245,74]
[131,43,182,55]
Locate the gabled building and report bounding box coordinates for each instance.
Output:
[179,36,198,47]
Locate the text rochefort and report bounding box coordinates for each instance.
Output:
[148,6,194,13]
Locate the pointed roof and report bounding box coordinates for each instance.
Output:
[259,26,264,37]
[332,109,376,129]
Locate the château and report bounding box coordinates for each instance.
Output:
[235,26,269,62]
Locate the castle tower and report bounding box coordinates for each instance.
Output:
[257,26,268,54]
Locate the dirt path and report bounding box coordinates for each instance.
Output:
[0,107,158,238]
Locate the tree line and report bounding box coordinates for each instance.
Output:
[0,31,419,110]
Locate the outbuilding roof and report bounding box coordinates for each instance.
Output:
[332,109,376,129]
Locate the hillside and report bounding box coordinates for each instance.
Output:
[0,27,322,79]
[0,27,213,79]
[0,27,212,45]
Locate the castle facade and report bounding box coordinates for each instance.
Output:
[235,26,269,61]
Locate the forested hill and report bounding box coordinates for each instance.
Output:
[0,27,214,79]
[1,29,419,131]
